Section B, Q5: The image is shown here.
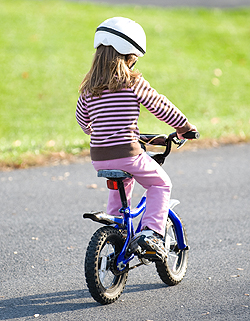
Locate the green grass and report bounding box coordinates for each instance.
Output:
[1,0,250,167]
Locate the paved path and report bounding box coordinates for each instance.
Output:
[1,143,250,320]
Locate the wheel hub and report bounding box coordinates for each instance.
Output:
[110,254,129,275]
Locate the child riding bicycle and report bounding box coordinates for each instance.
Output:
[76,17,197,258]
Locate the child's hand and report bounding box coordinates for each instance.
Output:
[175,122,197,140]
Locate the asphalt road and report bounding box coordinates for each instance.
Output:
[1,142,250,320]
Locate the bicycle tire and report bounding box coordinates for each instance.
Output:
[85,226,128,304]
[155,213,188,285]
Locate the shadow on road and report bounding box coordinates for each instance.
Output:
[124,281,167,294]
[0,290,95,320]
[0,282,167,319]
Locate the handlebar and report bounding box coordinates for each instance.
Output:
[182,131,200,139]
[139,131,200,165]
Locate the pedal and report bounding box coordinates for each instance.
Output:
[142,250,163,261]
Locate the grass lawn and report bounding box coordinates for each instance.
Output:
[0,0,250,168]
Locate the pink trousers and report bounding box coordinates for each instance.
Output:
[92,152,172,236]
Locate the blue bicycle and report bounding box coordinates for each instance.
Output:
[83,131,199,304]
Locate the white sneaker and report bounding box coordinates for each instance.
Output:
[137,229,166,258]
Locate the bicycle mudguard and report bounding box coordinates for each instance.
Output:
[168,209,188,250]
[83,211,124,228]
[169,199,180,210]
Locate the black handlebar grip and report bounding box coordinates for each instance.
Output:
[182,131,200,139]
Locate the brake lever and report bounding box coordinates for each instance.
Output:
[172,136,187,149]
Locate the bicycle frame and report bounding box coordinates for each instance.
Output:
[113,185,187,272]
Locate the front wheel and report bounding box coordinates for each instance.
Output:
[155,214,188,285]
[85,226,128,304]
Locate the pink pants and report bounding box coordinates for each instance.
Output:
[92,152,172,236]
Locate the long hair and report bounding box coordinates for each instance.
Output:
[79,45,141,97]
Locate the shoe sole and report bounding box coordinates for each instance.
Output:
[138,236,167,259]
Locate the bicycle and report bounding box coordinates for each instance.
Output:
[83,131,200,304]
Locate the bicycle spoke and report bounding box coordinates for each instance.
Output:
[98,243,117,288]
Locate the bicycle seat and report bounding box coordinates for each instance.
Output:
[98,170,133,179]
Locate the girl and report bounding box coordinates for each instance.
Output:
[76,17,197,258]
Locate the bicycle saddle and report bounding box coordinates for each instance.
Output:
[98,169,133,179]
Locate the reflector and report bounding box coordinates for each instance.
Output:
[107,180,119,190]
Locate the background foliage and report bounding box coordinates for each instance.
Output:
[0,0,249,167]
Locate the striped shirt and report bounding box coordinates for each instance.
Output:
[76,76,187,160]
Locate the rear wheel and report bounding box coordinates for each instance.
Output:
[85,226,128,304]
[155,214,188,285]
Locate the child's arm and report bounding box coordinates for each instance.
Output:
[133,77,195,136]
[76,95,93,135]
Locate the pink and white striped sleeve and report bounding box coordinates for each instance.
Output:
[133,77,187,128]
[76,95,92,135]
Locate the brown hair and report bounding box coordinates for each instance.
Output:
[79,45,141,97]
